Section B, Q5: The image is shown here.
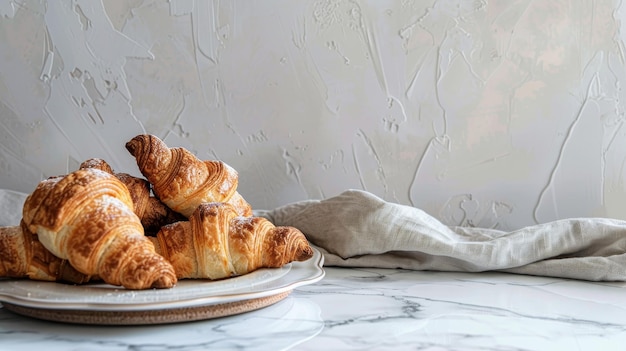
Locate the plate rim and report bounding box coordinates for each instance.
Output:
[0,247,324,312]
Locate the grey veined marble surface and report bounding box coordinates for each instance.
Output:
[2,267,626,351]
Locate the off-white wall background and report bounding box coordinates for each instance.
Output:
[1,0,626,231]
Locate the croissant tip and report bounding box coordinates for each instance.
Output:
[79,158,113,174]
[150,274,177,289]
[125,138,139,155]
[295,241,314,262]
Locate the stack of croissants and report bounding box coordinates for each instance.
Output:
[0,134,314,290]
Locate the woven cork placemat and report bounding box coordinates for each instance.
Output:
[1,290,291,325]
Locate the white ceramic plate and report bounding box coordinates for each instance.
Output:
[0,247,324,312]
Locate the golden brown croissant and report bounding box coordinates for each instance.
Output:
[79,158,185,234]
[0,221,92,284]
[125,134,252,218]
[149,202,313,280]
[21,168,177,289]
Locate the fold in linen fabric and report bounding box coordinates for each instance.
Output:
[256,189,626,281]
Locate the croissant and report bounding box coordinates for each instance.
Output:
[21,168,177,289]
[125,134,252,218]
[0,221,91,284]
[79,158,185,234]
[148,202,313,280]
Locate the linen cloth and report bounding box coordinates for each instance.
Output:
[256,189,626,281]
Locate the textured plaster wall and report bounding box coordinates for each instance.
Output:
[1,0,626,231]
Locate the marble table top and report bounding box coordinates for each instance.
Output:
[1,267,625,351]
